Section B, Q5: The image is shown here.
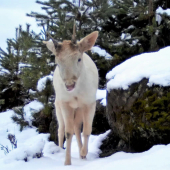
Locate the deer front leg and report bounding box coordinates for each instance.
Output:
[61,102,74,165]
[74,108,83,157]
[81,102,96,159]
[55,101,65,148]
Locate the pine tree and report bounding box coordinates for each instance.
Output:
[0,26,30,111]
[18,26,56,133]
[0,25,52,111]
[101,0,170,66]
[0,24,56,134]
[27,0,114,39]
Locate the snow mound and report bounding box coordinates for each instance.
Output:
[43,142,62,154]
[23,100,44,126]
[106,46,170,91]
[3,134,49,163]
[88,130,111,155]
[37,75,53,92]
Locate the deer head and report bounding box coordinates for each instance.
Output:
[43,28,98,92]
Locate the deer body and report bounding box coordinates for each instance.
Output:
[43,31,98,165]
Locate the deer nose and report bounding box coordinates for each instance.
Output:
[72,75,78,81]
[63,75,77,83]
[65,80,74,86]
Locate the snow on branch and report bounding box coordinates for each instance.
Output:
[156,7,170,25]
[37,75,53,92]
[91,46,112,59]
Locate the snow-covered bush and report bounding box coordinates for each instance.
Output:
[12,101,44,131]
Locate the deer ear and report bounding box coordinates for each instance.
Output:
[43,41,56,55]
[78,31,98,52]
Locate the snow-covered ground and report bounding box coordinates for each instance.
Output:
[1,105,170,169]
[106,46,170,91]
[1,46,170,169]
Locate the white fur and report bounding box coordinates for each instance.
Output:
[44,31,98,165]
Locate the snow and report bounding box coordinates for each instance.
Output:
[156,7,170,25]
[28,89,36,94]
[106,46,170,91]
[0,109,110,169]
[0,68,10,75]
[155,30,159,35]
[120,33,131,40]
[37,75,53,92]
[91,46,112,59]
[1,107,170,169]
[113,41,124,46]
[100,98,107,106]
[1,63,31,76]
[96,89,107,106]
[18,63,31,70]
[132,39,139,45]
[3,133,49,163]
[156,7,170,16]
[156,13,162,25]
[133,2,137,7]
[127,25,135,29]
[120,33,126,40]
[23,100,44,126]
[43,141,62,154]
[96,89,106,100]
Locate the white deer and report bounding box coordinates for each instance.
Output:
[43,28,98,165]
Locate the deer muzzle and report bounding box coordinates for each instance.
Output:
[65,82,76,91]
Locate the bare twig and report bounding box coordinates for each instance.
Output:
[0,144,10,155]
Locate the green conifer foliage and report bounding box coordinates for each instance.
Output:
[0,28,30,111]
[27,0,115,40]
[102,0,170,64]
[0,25,54,111]
[11,107,29,131]
[26,0,170,86]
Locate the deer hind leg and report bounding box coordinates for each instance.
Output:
[81,102,96,159]
[74,108,83,157]
[61,102,75,165]
[55,101,65,148]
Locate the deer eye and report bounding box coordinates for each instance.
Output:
[78,58,81,62]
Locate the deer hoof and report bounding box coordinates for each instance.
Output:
[64,160,71,165]
[81,156,86,159]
